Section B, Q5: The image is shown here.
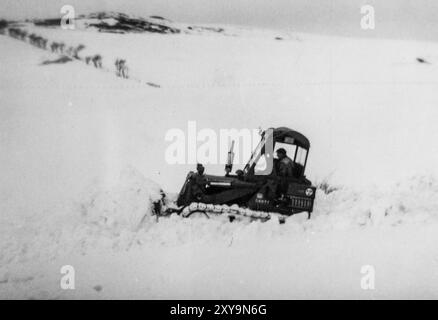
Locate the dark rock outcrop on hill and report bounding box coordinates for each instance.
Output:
[34,18,61,27]
[0,19,8,30]
[84,12,180,34]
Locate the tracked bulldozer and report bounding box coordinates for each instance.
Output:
[161,127,316,223]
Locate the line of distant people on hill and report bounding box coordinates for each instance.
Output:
[5,26,129,79]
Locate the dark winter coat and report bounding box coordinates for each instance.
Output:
[278,156,294,177]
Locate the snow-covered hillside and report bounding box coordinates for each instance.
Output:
[10,15,438,190]
[1,16,438,299]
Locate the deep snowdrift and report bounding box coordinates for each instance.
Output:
[1,165,438,299]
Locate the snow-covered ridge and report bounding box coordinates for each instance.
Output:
[77,12,180,34]
[31,12,179,34]
[28,11,298,40]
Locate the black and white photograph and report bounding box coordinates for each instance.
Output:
[1,0,438,301]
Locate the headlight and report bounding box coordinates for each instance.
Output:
[305,188,314,197]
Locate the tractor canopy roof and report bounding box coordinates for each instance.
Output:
[270,127,310,149]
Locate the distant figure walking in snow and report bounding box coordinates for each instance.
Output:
[58,42,65,53]
[50,42,59,53]
[72,44,85,60]
[115,58,129,78]
[92,54,102,68]
[40,38,48,50]
[115,59,121,76]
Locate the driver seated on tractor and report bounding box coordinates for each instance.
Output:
[275,148,295,178]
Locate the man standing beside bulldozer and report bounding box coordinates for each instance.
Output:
[179,163,208,204]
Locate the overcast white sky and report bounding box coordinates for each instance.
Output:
[2,0,438,41]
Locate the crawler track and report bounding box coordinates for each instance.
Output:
[163,202,288,223]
